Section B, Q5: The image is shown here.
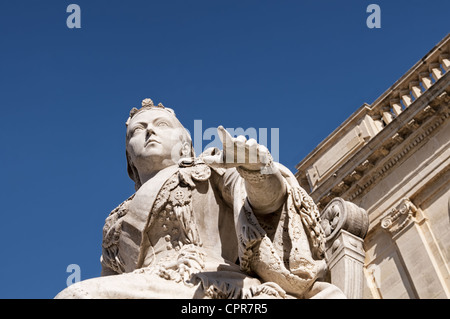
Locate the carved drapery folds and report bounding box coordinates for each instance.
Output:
[320,197,369,299]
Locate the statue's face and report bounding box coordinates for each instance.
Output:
[126,109,186,171]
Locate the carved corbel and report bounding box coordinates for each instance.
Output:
[349,170,362,181]
[381,198,417,237]
[391,133,404,144]
[357,159,374,173]
[407,119,420,130]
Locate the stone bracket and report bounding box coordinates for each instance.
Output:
[380,198,417,238]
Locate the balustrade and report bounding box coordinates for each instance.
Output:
[368,38,449,129]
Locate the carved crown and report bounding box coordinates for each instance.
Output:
[126,98,172,125]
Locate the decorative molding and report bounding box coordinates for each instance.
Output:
[349,108,448,201]
[313,102,448,210]
[304,70,449,210]
[380,198,417,236]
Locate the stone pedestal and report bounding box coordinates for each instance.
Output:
[326,230,366,299]
[320,197,369,299]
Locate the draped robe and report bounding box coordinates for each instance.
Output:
[55,152,345,299]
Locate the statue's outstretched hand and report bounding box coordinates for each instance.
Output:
[202,126,284,215]
[202,126,272,172]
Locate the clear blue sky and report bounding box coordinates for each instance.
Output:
[0,0,448,298]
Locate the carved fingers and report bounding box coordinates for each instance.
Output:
[202,126,271,171]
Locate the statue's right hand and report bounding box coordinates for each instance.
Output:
[201,126,271,172]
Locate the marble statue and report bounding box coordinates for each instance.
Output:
[55,98,346,299]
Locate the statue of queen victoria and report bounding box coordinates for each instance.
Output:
[55,98,346,299]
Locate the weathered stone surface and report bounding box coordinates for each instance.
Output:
[55,98,351,299]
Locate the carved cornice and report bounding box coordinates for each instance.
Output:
[380,198,417,236]
[314,85,449,210]
[297,35,450,206]
[346,105,449,202]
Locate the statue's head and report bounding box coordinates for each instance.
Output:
[125,98,194,190]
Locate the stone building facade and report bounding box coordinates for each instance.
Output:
[295,34,449,298]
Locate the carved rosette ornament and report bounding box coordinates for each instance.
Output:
[319,197,369,299]
[320,197,369,244]
[381,198,417,236]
